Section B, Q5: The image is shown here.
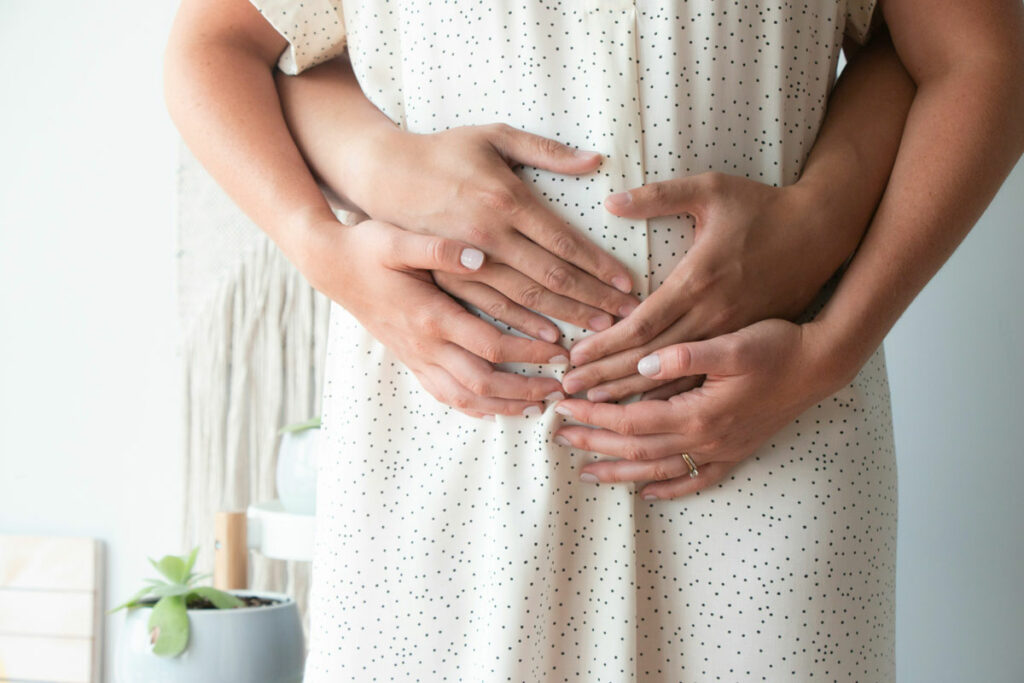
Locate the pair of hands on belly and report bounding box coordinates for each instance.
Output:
[313,122,856,498]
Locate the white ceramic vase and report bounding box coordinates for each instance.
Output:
[276,427,319,515]
[114,591,304,683]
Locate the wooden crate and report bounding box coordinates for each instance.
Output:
[0,536,103,683]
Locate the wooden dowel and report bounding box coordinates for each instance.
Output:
[213,511,248,590]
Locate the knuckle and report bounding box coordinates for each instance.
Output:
[543,265,573,291]
[614,416,637,436]
[476,341,504,364]
[536,134,566,156]
[465,224,495,249]
[449,394,472,410]
[465,375,492,397]
[518,284,545,308]
[426,237,448,266]
[549,230,579,259]
[478,186,519,214]
[627,316,657,342]
[484,299,510,322]
[649,463,672,481]
[624,445,649,461]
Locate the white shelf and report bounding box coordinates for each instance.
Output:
[246,500,315,562]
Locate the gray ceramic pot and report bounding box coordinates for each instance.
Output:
[114,591,304,683]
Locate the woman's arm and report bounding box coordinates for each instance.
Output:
[554,0,1024,500]
[164,0,571,419]
[562,29,915,399]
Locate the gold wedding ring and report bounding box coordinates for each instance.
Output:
[680,453,699,479]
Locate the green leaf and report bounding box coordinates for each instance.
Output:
[190,586,245,609]
[187,571,212,586]
[182,546,200,577]
[149,555,188,585]
[149,583,195,599]
[107,585,157,614]
[277,416,321,435]
[148,595,189,657]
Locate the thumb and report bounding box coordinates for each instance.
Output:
[636,334,745,380]
[491,125,603,174]
[389,232,486,274]
[604,175,708,220]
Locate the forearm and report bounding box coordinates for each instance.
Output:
[275,55,398,213]
[164,0,337,271]
[788,31,915,273]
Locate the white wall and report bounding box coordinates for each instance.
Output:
[0,1,182,680]
[0,3,1020,682]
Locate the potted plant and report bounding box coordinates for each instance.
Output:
[110,548,304,683]
[276,416,320,515]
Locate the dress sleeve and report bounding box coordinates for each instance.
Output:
[844,0,880,45]
[249,0,347,75]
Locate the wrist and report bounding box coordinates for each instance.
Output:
[800,316,878,394]
[279,204,349,291]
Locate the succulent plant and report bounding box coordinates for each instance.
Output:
[109,547,244,657]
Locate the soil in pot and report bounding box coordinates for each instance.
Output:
[138,595,280,610]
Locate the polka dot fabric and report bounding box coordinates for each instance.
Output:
[257,1,897,680]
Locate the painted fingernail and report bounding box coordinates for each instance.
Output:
[588,315,612,331]
[611,276,632,294]
[637,354,661,377]
[482,415,496,422]
[554,435,571,447]
[618,303,637,317]
[588,389,611,403]
[545,391,566,401]
[642,493,658,501]
[522,405,541,418]
[561,377,583,394]
[579,472,599,483]
[548,354,570,365]
[539,328,559,343]
[460,247,484,271]
[606,191,632,208]
[554,404,573,417]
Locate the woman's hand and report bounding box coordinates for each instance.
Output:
[561,172,860,400]
[276,59,643,333]
[300,218,569,419]
[553,319,850,499]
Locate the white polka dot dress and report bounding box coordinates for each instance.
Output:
[251,1,896,680]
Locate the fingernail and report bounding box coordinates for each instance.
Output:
[548,354,569,365]
[573,148,601,159]
[637,354,661,377]
[545,391,565,401]
[522,405,541,418]
[588,315,612,331]
[618,303,637,317]
[554,404,573,417]
[539,328,559,343]
[482,415,496,422]
[611,276,632,294]
[579,472,599,483]
[561,377,583,394]
[569,351,588,367]
[642,493,658,501]
[588,389,611,403]
[460,247,484,270]
[606,191,632,207]
[554,435,571,447]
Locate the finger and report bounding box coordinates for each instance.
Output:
[638,461,736,501]
[637,333,747,381]
[603,174,713,221]
[512,200,636,295]
[419,364,542,418]
[438,343,565,402]
[434,272,562,343]
[564,314,702,392]
[474,261,615,330]
[584,374,667,403]
[386,229,486,274]
[495,237,635,321]
[579,452,692,484]
[568,279,693,366]
[555,426,689,461]
[639,375,703,401]
[488,123,604,175]
[439,300,569,365]
[554,398,681,436]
